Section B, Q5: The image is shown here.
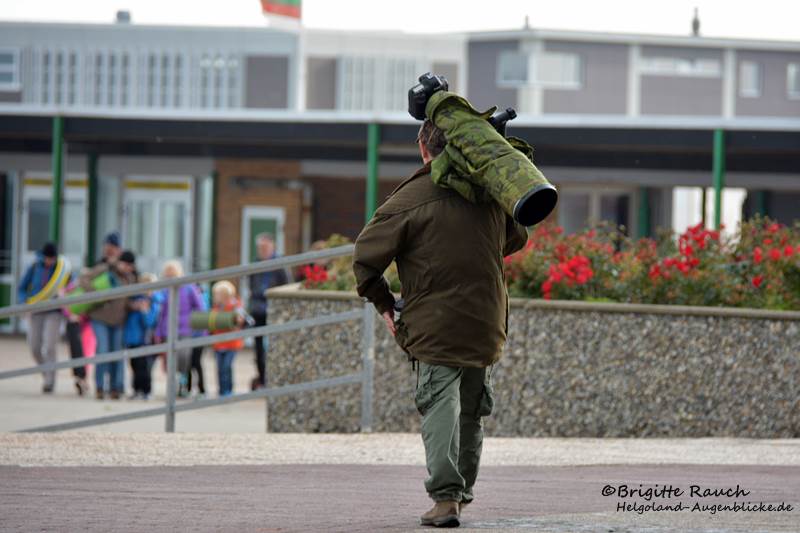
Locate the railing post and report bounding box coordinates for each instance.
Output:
[360,302,376,432]
[165,285,178,432]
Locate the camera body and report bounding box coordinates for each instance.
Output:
[488,107,517,137]
[408,72,449,120]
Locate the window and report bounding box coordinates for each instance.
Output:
[788,63,800,99]
[738,61,760,98]
[126,201,156,257]
[54,52,64,104]
[200,54,212,108]
[338,56,412,111]
[213,54,224,109]
[538,52,581,88]
[108,54,117,107]
[62,199,85,256]
[94,53,104,106]
[226,56,239,108]
[158,202,185,257]
[41,51,50,104]
[67,52,77,105]
[174,55,183,108]
[0,48,20,90]
[558,192,590,235]
[147,54,157,107]
[641,56,721,78]
[120,53,130,107]
[497,50,528,85]
[27,199,51,251]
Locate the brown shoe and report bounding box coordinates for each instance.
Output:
[420,501,460,527]
[95,390,105,400]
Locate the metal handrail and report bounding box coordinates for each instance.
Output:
[1,244,377,434]
[0,245,355,318]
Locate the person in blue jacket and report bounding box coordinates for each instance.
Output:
[124,272,162,400]
[17,242,62,393]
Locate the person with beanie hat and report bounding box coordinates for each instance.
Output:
[79,248,138,400]
[99,232,122,264]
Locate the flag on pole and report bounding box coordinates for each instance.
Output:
[261,0,301,19]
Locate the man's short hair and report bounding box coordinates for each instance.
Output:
[256,232,275,244]
[417,119,446,159]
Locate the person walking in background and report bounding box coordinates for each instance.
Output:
[154,260,205,398]
[99,231,122,264]
[248,233,289,391]
[125,272,161,400]
[210,281,244,397]
[80,250,138,400]
[17,242,62,393]
[187,283,210,399]
[61,273,91,396]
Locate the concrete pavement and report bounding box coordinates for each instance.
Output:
[2,337,799,531]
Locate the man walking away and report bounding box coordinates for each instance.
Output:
[353,119,527,528]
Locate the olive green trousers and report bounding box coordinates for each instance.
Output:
[414,361,495,503]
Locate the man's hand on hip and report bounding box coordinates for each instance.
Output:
[381,310,396,336]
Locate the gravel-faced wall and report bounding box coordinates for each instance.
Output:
[265,289,800,437]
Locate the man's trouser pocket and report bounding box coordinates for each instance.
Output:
[477,367,494,417]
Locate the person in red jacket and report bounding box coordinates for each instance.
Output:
[210,281,244,397]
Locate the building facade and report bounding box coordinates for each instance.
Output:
[1,19,799,328]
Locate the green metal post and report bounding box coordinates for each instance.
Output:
[700,187,707,227]
[49,116,64,245]
[365,123,380,222]
[636,187,651,239]
[210,171,218,269]
[712,128,725,230]
[86,153,98,267]
[755,190,767,217]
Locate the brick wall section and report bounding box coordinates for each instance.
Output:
[304,176,402,242]
[214,159,303,269]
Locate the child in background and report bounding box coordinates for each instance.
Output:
[210,281,244,397]
[124,272,161,400]
[154,260,205,398]
[61,271,91,396]
[187,283,210,399]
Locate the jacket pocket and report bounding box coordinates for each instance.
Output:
[394,317,411,355]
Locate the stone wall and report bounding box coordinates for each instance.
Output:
[265,290,800,437]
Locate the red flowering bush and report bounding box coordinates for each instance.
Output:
[504,216,800,310]
[305,217,800,311]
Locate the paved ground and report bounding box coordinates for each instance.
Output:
[0,336,271,433]
[1,453,799,532]
[2,337,800,532]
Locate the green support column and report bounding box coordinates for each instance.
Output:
[755,190,767,217]
[712,128,725,230]
[365,123,380,222]
[49,116,64,245]
[700,187,707,227]
[210,171,218,269]
[636,186,651,239]
[86,153,98,267]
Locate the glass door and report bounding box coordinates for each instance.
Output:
[20,173,87,276]
[122,176,193,277]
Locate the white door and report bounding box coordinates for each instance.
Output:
[122,176,193,277]
[20,173,87,275]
